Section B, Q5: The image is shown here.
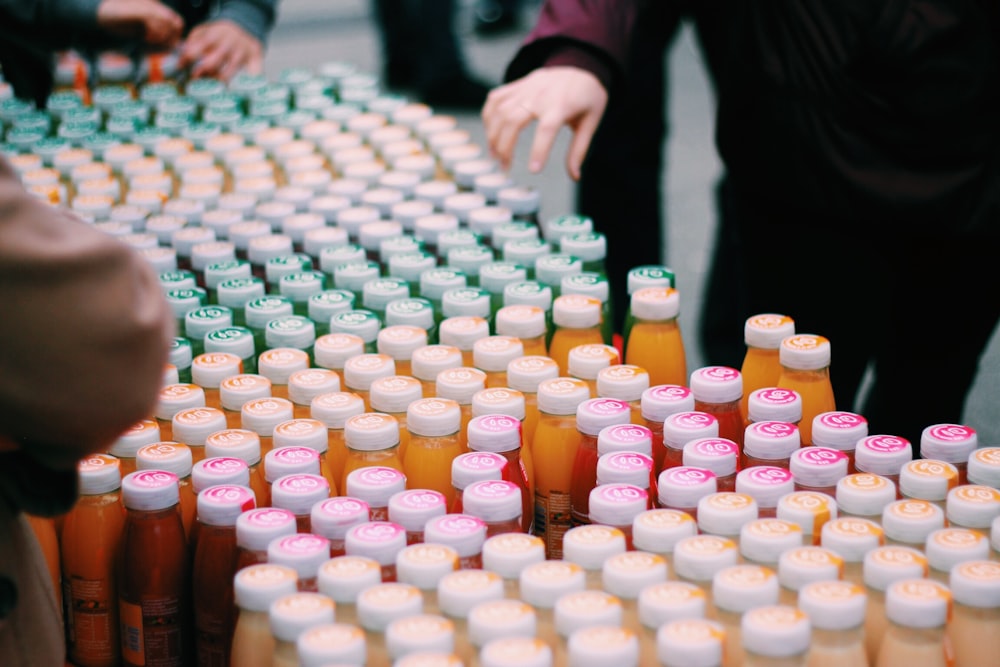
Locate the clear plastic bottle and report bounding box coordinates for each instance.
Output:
[740,314,796,419]
[468,414,532,531]
[861,545,928,664]
[924,527,992,584]
[920,423,977,484]
[660,411,719,473]
[690,366,744,451]
[230,564,299,667]
[640,385,695,473]
[386,614,457,663]
[296,623,367,667]
[601,550,668,660]
[389,489,448,544]
[713,565,781,667]
[835,473,897,521]
[898,459,959,509]
[424,514,489,569]
[949,560,1000,667]
[881,499,946,548]
[778,546,845,607]
[790,447,850,497]
[356,583,426,667]
[657,466,718,519]
[854,436,912,491]
[739,518,803,569]
[235,507,298,570]
[563,524,628,590]
[657,619,725,667]
[811,411,868,474]
[638,582,710,656]
[396,543,460,616]
[876,580,951,667]
[468,599,538,657]
[775,335,835,446]
[798,580,868,667]
[697,492,759,540]
[736,467,796,518]
[820,518,885,586]
[519,560,587,660]
[311,496,370,557]
[631,509,698,568]
[271,472,330,532]
[269,592,336,667]
[776,491,838,546]
[482,532,546,599]
[741,606,811,667]
[672,535,740,599]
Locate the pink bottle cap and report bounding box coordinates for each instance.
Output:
[735,467,796,509]
[682,438,739,477]
[388,489,448,532]
[811,412,868,451]
[271,473,331,516]
[640,385,695,423]
[264,446,322,483]
[196,484,257,526]
[597,424,653,457]
[921,424,978,464]
[345,466,407,508]
[452,452,508,491]
[746,388,802,424]
[268,533,332,579]
[462,480,523,523]
[236,507,298,551]
[596,452,654,488]
[743,421,801,460]
[467,414,523,454]
[662,412,719,449]
[855,435,913,477]
[191,456,251,494]
[589,483,649,527]
[311,496,371,541]
[689,366,742,404]
[345,521,408,566]
[424,514,488,558]
[790,447,849,488]
[657,466,718,509]
[576,398,632,436]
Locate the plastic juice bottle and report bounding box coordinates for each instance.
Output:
[135,442,197,540]
[468,414,532,531]
[739,518,803,569]
[171,407,227,462]
[548,295,604,375]
[370,375,423,461]
[345,466,407,523]
[690,366,745,452]
[389,489,449,544]
[882,499,946,548]
[316,554,383,628]
[861,545,928,664]
[552,590,623,667]
[452,452,509,515]
[438,316,490,367]
[441,288,493,326]
[876,579,952,667]
[713,565,781,667]
[660,411,719,472]
[295,622,367,667]
[190,352,242,411]
[273,419,339,494]
[377,325,429,377]
[396,543,460,615]
[219,373,272,430]
[342,354,397,411]
[342,412,405,489]
[638,385,694,472]
[588,484,649,548]
[742,606,812,667]
[920,423,977,484]
[267,533,331,592]
[775,335,835,446]
[791,447,850,497]
[117,470,190,667]
[287,368,341,420]
[356,583,424,667]
[672,535,740,600]
[602,551,668,646]
[596,364,650,424]
[313,332,365,374]
[820,518,885,586]
[109,420,161,478]
[468,599,538,657]
[462,479,525,536]
[191,457,251,496]
[496,305,548,356]
[778,546,845,607]
[241,396,294,458]
[411,344,464,397]
[269,592,336,667]
[310,391,366,490]
[384,299,438,345]
[596,452,654,494]
[257,348,310,401]
[234,507,297,569]
[776,492,839,546]
[229,564,299,667]
[386,614,457,663]
[438,569,506,664]
[271,472,330,533]
[470,389,531,495]
[155,383,206,442]
[697,492,760,541]
[501,284,554,335]
[657,619,725,667]
[854,436,912,490]
[621,264,674,339]
[631,509,698,567]
[265,445,322,499]
[810,411,867,474]
[567,343,620,397]
[310,496,370,557]
[204,429,268,504]
[597,425,654,461]
[797,580,868,667]
[623,287,686,387]
[403,397,465,503]
[899,459,959,509]
[507,355,560,453]
[657,466,718,519]
[480,636,554,667]
[344,521,409,582]
[925,527,992,584]
[435,367,487,447]
[740,314,796,418]
[949,560,1000,667]
[684,438,740,493]
[482,532,546,599]
[836,473,897,520]
[424,514,489,569]
[736,467,796,518]
[967,447,1000,490]
[570,397,633,527]
[61,455,126,667]
[746,387,803,427]
[363,277,412,323]
[472,336,524,388]
[329,309,383,355]
[947,484,1000,532]
[562,524,628,590]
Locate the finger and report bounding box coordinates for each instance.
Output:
[526,112,564,174]
[219,46,255,82]
[178,27,210,67]
[242,51,264,76]
[192,43,228,79]
[492,101,535,171]
[144,6,184,47]
[566,110,602,181]
[483,86,527,156]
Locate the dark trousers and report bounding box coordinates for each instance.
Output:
[372,0,465,90]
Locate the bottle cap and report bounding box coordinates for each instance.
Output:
[77,455,122,495]
[566,344,618,381]
[303,226,349,258]
[656,619,724,667]
[862,545,929,591]
[386,614,456,658]
[518,561,586,609]
[467,414,522,454]
[885,579,951,628]
[835,473,897,517]
[451,452,507,491]
[268,533,332,580]
[441,287,492,320]
[345,467,406,509]
[205,428,260,466]
[265,445,322,482]
[588,484,649,527]
[576,398,632,436]
[191,457,250,495]
[317,555,383,603]
[925,528,991,573]
[673,535,739,582]
[662,411,719,449]
[899,459,959,501]
[297,623,367,666]
[744,314,795,349]
[481,533,545,581]
[463,480,523,523]
[637,385,693,422]
[535,377,590,415]
[435,367,487,404]
[389,490,448,532]
[657,466,717,510]
[186,308,234,345]
[776,491,838,540]
[479,262,528,296]
[596,452,654,488]
[502,281,552,311]
[310,496,369,541]
[683,438,739,477]
[241,397,295,437]
[797,580,866,631]
[411,345,464,383]
[195,484,256,526]
[597,425,653,458]
[506,357,560,394]
[638,582,707,629]
[746,388,802,424]
[389,252,437,284]
[779,334,831,371]
[601,551,668,600]
[377,325,429,361]
[156,384,206,421]
[741,606,810,658]
[310,391,365,429]
[472,336,524,373]
[712,564,780,613]
[552,295,601,328]
[405,398,461,438]
[330,310,381,345]
[495,306,546,340]
[967,447,1000,488]
[949,560,1000,608]
[362,277,410,313]
[271,473,330,516]
[854,435,913,476]
[136,442,193,478]
[778,546,844,592]
[562,525,627,572]
[219,375,273,414]
[258,348,311,386]
[279,271,326,305]
[345,521,409,567]
[596,365,649,403]
[367,376,421,415]
[739,518,802,565]
[820,517,884,562]
[736,467,796,509]
[204,327,255,362]
[438,569,505,618]
[384,298,436,331]
[468,599,537,648]
[438,317,489,352]
[344,412,400,452]
[236,507,298,551]
[217,277,266,310]
[920,424,978,463]
[396,543,460,591]
[269,592,336,643]
[811,411,868,451]
[631,509,698,555]
[172,407,227,449]
[946,484,1000,528]
[883,499,947,545]
[234,564,299,612]
[471,388,526,421]
[697,493,759,537]
[314,333,365,370]
[789,447,849,488]
[480,637,552,667]
[689,366,742,404]
[287,370,341,407]
[553,591,622,639]
[122,470,179,510]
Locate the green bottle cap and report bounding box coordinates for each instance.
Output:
[0,97,35,122]
[110,100,152,123]
[159,269,198,291]
[139,82,179,105]
[535,254,583,287]
[544,213,593,242]
[265,315,316,350]
[244,295,294,330]
[169,337,193,369]
[559,232,607,263]
[6,127,45,149]
[185,305,234,340]
[92,85,132,110]
[155,110,194,131]
[45,91,83,117]
[205,326,256,359]
[329,309,380,343]
[627,265,676,293]
[560,272,609,302]
[308,289,356,323]
[279,271,328,303]
[479,261,528,294]
[503,281,553,310]
[186,78,226,103]
[441,287,492,319]
[165,287,208,320]
[204,259,252,290]
[12,111,52,134]
[157,96,197,117]
[446,246,495,278]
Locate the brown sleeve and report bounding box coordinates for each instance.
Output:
[0,157,174,470]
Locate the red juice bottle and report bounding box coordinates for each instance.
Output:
[467,414,532,532]
[235,507,298,569]
[570,397,633,527]
[310,496,371,556]
[270,473,331,532]
[639,385,694,474]
[462,480,525,536]
[596,452,655,497]
[388,488,449,544]
[345,466,407,522]
[588,483,649,549]
[745,387,803,427]
[689,366,744,453]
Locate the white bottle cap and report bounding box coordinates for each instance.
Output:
[588,483,649,527]
[473,336,524,373]
[310,496,370,541]
[330,310,381,345]
[267,591,333,641]
[797,580,866,631]
[854,435,913,476]
[259,348,311,386]
[811,411,868,450]
[435,367,488,404]
[882,499,946,544]
[357,582,425,632]
[345,466,406,509]
[554,591,622,639]
[297,623,367,667]
[402,398,459,438]
[596,452,653,488]
[744,314,795,349]
[576,398,632,436]
[779,334,831,370]
[920,423,978,463]
[885,579,950,628]
[656,619,724,667]
[234,564,299,612]
[552,295,601,328]
[438,317,489,352]
[271,473,330,516]
[377,325,429,361]
[789,447,849,488]
[241,397,295,437]
[267,533,331,580]
[344,412,400,451]
[410,345,463,383]
[121,470,179,510]
[899,459,960,501]
[317,555,383,603]
[683,438,739,477]
[216,277,265,311]
[463,480,522,523]
[946,484,1000,529]
[689,366,742,404]
[310,391,365,429]
[368,376,423,415]
[746,388,802,424]
[742,606,811,658]
[862,545,928,591]
[775,491,838,541]
[273,419,329,455]
[362,277,410,313]
[672,535,739,582]
[467,414,522,454]
[925,527,991,574]
[638,582,707,629]
[601,551,668,600]
[384,298,436,331]
[712,564,780,613]
[156,383,206,421]
[662,412,719,449]
[597,425,653,457]
[438,569,505,619]
[657,467,717,510]
[778,546,844,592]
[396,543,460,591]
[736,467,796,510]
[631,509,698,555]
[820,518,884,563]
[567,344,619,381]
[345,521,409,567]
[236,507,298,551]
[597,365,650,403]
[739,518,802,565]
[424,514,488,559]
[303,226,349,259]
[505,356,559,394]
[567,627,638,667]
[136,442,193,479]
[835,473,897,517]
[502,281,552,311]
[480,637,552,667]
[264,446,321,482]
[451,452,507,491]
[640,385,695,422]
[389,490,448,532]
[247,234,294,266]
[441,286,492,320]
[77,455,122,496]
[697,493,759,537]
[967,447,1000,488]
[949,560,1000,608]
[519,561,586,609]
[468,599,537,648]
[482,533,545,580]
[536,378,591,415]
[287,369,341,407]
[471,388,526,421]
[495,306,547,339]
[628,286,679,321]
[386,614,456,659]
[562,525,627,572]
[217,375,272,414]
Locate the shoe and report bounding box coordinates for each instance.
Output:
[421,75,492,111]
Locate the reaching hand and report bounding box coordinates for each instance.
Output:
[482,66,608,181]
[179,20,264,82]
[96,0,184,48]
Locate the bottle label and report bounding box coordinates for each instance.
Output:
[580,398,631,418]
[534,491,570,558]
[274,474,324,495]
[244,507,295,528]
[646,384,692,403]
[595,484,647,506]
[120,595,184,667]
[927,424,976,443]
[797,447,848,467]
[755,388,798,405]
[667,412,717,431]
[691,438,739,458]
[395,489,446,511]
[746,467,794,487]
[66,576,114,661]
[818,411,867,430]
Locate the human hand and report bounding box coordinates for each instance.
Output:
[96,0,184,48]
[179,20,264,82]
[482,66,608,181]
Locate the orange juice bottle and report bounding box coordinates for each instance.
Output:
[109,419,161,477]
[171,406,227,464]
[230,564,299,667]
[742,421,801,469]
[273,418,338,494]
[404,398,465,504]
[316,555,383,628]
[741,606,811,667]
[370,375,424,463]
[656,466,718,519]
[471,387,529,472]
[235,507,298,569]
[683,438,740,494]
[656,619,725,667]
[344,353,397,411]
[570,397,633,527]
[660,411,719,473]
[776,491,839,547]
[631,509,699,568]
[861,545,928,663]
[267,533,331,593]
[258,348,311,401]
[745,387,803,427]
[948,560,1000,667]
[548,295,604,375]
[61,454,126,667]
[712,565,781,665]
[190,352,243,410]
[596,365,650,424]
[776,335,835,446]
[507,355,560,457]
[811,411,868,473]
[740,314,796,418]
[269,592,336,667]
[287,368,341,420]
[204,429,268,504]
[310,391,366,489]
[191,457,251,496]
[835,473,897,520]
[920,423,978,484]
[820,518,885,586]
[690,366,745,453]
[345,521,410,582]
[411,344,465,397]
[311,496,370,557]
[437,569,505,664]
[135,442,197,540]
[777,546,845,607]
[790,446,850,496]
[396,543,460,615]
[241,396,295,458]
[438,316,490,367]
[313,332,365,374]
[495,305,548,356]
[473,335,525,388]
[219,373,273,429]
[346,467,408,522]
[435,367,487,448]
[736,467,796,519]
[854,436,913,490]
[342,413,405,491]
[640,385,695,473]
[468,414,532,532]
[624,287,687,387]
[876,580,951,667]
[156,383,206,442]
[389,489,449,545]
[568,343,620,396]
[377,325,429,377]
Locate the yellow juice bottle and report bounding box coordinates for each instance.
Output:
[411,345,464,397]
[548,296,604,375]
[775,335,835,446]
[624,287,687,388]
[219,373,273,430]
[405,398,464,504]
[495,305,548,357]
[568,344,620,397]
[820,518,885,586]
[370,375,424,463]
[474,335,526,388]
[342,413,405,492]
[777,546,845,607]
[742,606,811,667]
[287,368,341,420]
[740,314,796,418]
[507,355,561,460]
[171,407,227,463]
[310,391,366,490]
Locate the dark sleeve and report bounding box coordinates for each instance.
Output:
[214,0,278,45]
[0,0,101,29]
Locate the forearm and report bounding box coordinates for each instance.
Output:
[214,0,277,45]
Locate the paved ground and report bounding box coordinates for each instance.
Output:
[265,1,1000,442]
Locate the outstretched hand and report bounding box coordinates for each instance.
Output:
[96,0,184,48]
[179,19,264,81]
[482,66,608,181]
